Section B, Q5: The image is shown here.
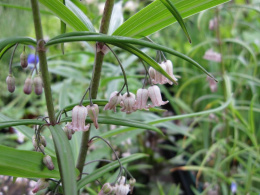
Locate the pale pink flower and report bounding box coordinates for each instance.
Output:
[86,104,99,129]
[68,105,90,131]
[149,67,156,83]
[155,62,168,84]
[133,88,149,110]
[115,184,130,195]
[104,91,122,112]
[164,60,178,85]
[98,183,116,195]
[120,92,136,114]
[209,17,218,30]
[203,49,222,63]
[148,85,169,107]
[32,179,49,193]
[207,76,218,92]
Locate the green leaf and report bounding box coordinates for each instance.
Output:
[61,116,163,135]
[49,125,77,194]
[38,0,91,31]
[0,119,45,129]
[0,37,36,54]
[0,145,59,178]
[0,43,15,60]
[77,153,148,189]
[159,0,191,43]
[112,0,230,38]
[60,0,66,55]
[65,0,95,32]
[46,32,216,81]
[108,1,124,35]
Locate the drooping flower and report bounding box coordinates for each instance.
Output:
[63,122,75,140]
[133,88,149,110]
[164,60,178,85]
[87,104,99,129]
[207,76,217,92]
[98,183,116,195]
[6,75,15,93]
[203,49,222,63]
[209,17,218,30]
[155,62,168,85]
[32,179,49,194]
[148,85,168,107]
[104,91,122,112]
[149,67,156,84]
[120,92,136,114]
[68,105,90,131]
[129,178,136,194]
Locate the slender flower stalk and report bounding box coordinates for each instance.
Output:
[76,0,115,181]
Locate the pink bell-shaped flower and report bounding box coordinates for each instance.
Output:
[104,91,122,112]
[32,179,49,193]
[68,105,90,131]
[149,67,156,84]
[133,88,149,110]
[148,85,169,107]
[155,62,168,85]
[163,60,178,85]
[120,92,136,114]
[86,104,99,129]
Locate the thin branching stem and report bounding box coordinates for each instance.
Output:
[8,43,19,75]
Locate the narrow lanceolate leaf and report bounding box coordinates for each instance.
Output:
[0,37,36,53]
[0,145,59,178]
[60,0,66,54]
[0,43,15,60]
[49,125,77,194]
[112,0,230,38]
[0,119,45,129]
[77,153,148,189]
[159,0,191,43]
[38,0,90,31]
[65,0,95,32]
[46,33,216,81]
[61,116,163,135]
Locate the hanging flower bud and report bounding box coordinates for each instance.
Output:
[33,75,43,95]
[32,135,37,149]
[120,92,136,114]
[163,60,178,85]
[23,77,33,95]
[32,179,49,194]
[20,51,28,68]
[63,123,74,140]
[40,135,46,147]
[104,91,122,112]
[68,105,90,131]
[129,178,136,194]
[6,75,15,93]
[209,17,218,31]
[148,85,168,107]
[43,155,54,170]
[98,183,116,195]
[86,104,99,129]
[133,88,149,110]
[36,144,45,153]
[207,76,217,92]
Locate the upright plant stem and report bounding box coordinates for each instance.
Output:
[76,0,115,180]
[31,0,56,125]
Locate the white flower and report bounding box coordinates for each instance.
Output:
[120,92,136,114]
[115,184,130,195]
[68,105,90,131]
[148,85,168,107]
[164,60,178,85]
[104,91,122,112]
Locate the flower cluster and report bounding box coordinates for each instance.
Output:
[104,85,169,114]
[67,104,100,134]
[98,176,135,195]
[149,60,177,85]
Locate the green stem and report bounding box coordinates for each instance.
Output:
[76,0,115,181]
[31,0,56,125]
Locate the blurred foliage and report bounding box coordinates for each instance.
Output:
[0,0,260,194]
